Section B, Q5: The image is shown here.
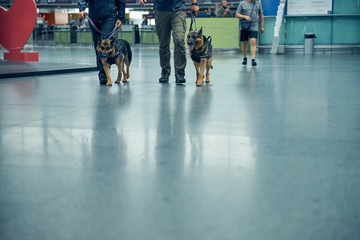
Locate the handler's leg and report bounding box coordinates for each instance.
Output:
[249,31,258,66]
[155,10,171,82]
[250,39,257,60]
[100,17,117,40]
[241,30,249,65]
[171,10,187,83]
[250,38,257,66]
[90,22,106,84]
[242,41,248,59]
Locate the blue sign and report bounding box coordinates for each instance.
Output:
[262,0,280,16]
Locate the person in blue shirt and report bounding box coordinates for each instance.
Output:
[78,0,125,85]
[140,0,199,84]
[236,0,264,66]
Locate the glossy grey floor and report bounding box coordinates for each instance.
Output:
[1,47,360,240]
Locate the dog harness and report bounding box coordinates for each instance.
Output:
[190,36,213,63]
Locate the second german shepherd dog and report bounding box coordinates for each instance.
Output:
[187,27,213,86]
[96,37,132,86]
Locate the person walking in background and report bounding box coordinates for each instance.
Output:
[208,6,216,17]
[236,0,264,66]
[142,16,148,25]
[217,0,232,17]
[78,0,125,85]
[139,0,199,84]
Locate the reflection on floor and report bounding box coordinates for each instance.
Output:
[0,46,359,240]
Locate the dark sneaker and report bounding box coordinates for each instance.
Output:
[252,59,257,66]
[242,58,247,65]
[159,71,170,83]
[99,78,107,85]
[175,74,186,84]
[99,73,107,85]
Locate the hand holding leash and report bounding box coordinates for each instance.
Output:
[191,3,199,16]
[79,11,86,19]
[115,20,122,29]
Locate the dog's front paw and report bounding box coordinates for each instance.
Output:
[115,79,121,84]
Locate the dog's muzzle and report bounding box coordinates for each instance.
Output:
[100,53,108,62]
[187,40,195,52]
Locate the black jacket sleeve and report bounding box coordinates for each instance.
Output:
[117,0,126,22]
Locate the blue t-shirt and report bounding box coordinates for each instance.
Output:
[155,0,186,12]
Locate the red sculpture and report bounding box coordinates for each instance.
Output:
[0,0,39,61]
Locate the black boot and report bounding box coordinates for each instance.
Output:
[159,71,170,83]
[175,74,186,84]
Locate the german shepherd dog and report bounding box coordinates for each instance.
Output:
[187,26,213,86]
[96,37,132,86]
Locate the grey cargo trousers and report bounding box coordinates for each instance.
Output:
[155,10,187,76]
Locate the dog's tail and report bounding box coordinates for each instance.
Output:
[123,40,132,64]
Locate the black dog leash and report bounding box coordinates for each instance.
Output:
[190,13,197,31]
[83,13,118,40]
[190,13,211,44]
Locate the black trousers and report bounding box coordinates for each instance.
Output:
[155,10,187,76]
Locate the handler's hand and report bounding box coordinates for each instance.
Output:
[79,11,86,19]
[191,5,199,16]
[139,0,146,7]
[116,20,122,29]
[261,26,265,34]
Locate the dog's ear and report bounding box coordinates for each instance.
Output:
[110,35,115,43]
[110,40,115,49]
[199,27,203,36]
